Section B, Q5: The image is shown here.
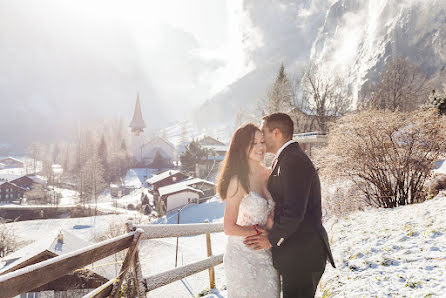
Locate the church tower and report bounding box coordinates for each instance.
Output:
[129,93,146,136]
[129,93,146,164]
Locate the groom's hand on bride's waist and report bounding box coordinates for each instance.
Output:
[243,227,273,250]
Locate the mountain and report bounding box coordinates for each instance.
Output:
[311,0,446,106]
[194,0,446,129]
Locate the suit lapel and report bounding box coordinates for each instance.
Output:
[269,142,299,177]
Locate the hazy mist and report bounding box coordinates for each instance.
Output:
[0,0,252,150]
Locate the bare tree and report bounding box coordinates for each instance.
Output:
[81,151,106,213]
[302,62,351,133]
[25,184,50,204]
[317,109,446,208]
[367,57,429,111]
[26,142,43,174]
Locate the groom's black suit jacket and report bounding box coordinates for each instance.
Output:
[267,142,335,272]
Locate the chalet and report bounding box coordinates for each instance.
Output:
[0,157,24,169]
[10,175,43,191]
[0,181,26,203]
[167,177,216,197]
[157,177,215,212]
[0,230,108,297]
[293,131,328,157]
[196,136,228,179]
[158,184,204,212]
[146,170,189,191]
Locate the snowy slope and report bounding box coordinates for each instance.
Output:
[318,193,446,297]
[4,190,445,297]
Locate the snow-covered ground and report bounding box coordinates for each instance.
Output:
[123,168,156,188]
[4,187,445,297]
[319,192,446,297]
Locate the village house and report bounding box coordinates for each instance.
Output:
[0,230,108,297]
[146,169,189,192]
[196,136,228,179]
[158,183,204,212]
[148,170,216,212]
[294,131,328,157]
[10,175,44,191]
[0,157,25,169]
[0,181,26,203]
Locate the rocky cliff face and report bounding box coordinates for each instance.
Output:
[310,0,446,106]
[195,0,446,128]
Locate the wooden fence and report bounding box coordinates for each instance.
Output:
[0,222,224,298]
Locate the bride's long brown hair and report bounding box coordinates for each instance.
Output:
[217,123,260,200]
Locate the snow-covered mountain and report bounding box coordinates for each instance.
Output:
[194,0,446,129]
[311,0,446,107]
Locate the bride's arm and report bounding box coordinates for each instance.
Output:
[265,210,274,231]
[264,167,274,231]
[224,176,258,237]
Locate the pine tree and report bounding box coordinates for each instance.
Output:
[98,135,109,182]
[180,141,208,175]
[150,150,171,170]
[263,63,294,114]
[120,139,127,152]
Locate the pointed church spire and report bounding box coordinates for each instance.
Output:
[129,93,146,136]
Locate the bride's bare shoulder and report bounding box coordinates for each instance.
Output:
[227,175,245,199]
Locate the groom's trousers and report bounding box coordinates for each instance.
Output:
[275,232,328,298]
[281,267,325,298]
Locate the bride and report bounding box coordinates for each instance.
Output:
[217,123,280,298]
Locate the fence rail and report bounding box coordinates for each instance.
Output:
[0,221,225,298]
[135,222,224,239]
[0,232,135,298]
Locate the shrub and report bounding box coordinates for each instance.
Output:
[0,219,18,257]
[427,174,446,196]
[317,109,446,208]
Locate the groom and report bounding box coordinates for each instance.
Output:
[244,113,335,297]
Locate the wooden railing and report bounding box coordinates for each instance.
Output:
[0,221,224,298]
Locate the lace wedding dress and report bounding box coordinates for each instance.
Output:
[224,191,280,298]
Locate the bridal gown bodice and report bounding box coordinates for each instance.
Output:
[224,192,280,298]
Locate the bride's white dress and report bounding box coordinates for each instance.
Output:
[224,191,280,298]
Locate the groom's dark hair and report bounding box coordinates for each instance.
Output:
[262,112,294,140]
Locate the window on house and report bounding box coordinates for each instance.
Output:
[172,177,177,182]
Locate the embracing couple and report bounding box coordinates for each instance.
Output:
[217,113,336,298]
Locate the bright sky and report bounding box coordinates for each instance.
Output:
[0,0,257,146]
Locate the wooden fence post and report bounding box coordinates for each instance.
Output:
[126,221,147,298]
[204,220,215,289]
[110,227,144,298]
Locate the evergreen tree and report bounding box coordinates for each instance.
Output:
[150,150,171,170]
[263,63,294,114]
[180,141,208,175]
[52,144,60,164]
[120,139,127,152]
[98,135,109,182]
